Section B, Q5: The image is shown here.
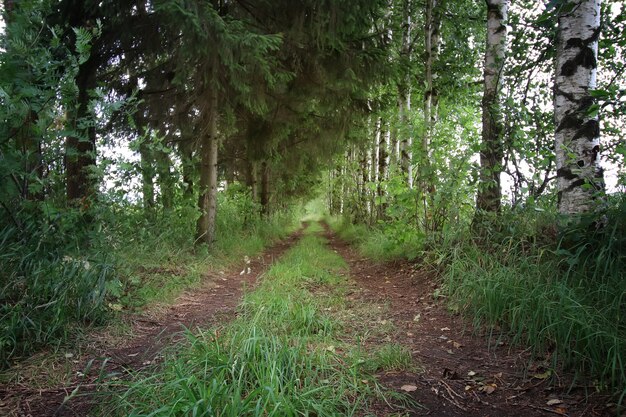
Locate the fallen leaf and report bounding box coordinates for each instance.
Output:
[555,407,567,415]
[401,384,418,392]
[452,341,462,349]
[413,314,421,322]
[440,327,450,331]
[467,371,477,377]
[481,384,496,394]
[326,345,336,353]
[547,399,563,406]
[533,370,552,380]
[64,353,74,359]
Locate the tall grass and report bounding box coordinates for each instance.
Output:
[440,198,626,404]
[0,191,297,368]
[0,209,115,367]
[326,216,424,261]
[107,227,403,416]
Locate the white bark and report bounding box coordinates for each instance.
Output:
[399,0,413,188]
[555,0,604,215]
[476,0,508,212]
[421,0,441,194]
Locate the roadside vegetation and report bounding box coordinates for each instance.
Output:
[0,190,296,369]
[327,194,626,404]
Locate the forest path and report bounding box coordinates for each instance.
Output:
[321,223,610,417]
[3,228,305,417]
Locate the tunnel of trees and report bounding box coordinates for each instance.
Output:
[1,0,625,412]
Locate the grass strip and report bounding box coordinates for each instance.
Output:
[105,223,413,416]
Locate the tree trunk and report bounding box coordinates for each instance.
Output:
[180,139,195,200]
[66,57,97,204]
[377,121,389,219]
[554,0,604,216]
[155,149,174,211]
[399,0,413,187]
[195,84,219,245]
[260,161,270,215]
[139,142,155,214]
[476,0,508,212]
[421,0,442,195]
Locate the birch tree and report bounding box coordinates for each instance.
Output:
[554,0,605,216]
[476,0,508,212]
[398,0,413,187]
[420,0,442,196]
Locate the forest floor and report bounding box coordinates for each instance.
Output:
[1,221,615,417]
[1,230,303,417]
[320,223,614,417]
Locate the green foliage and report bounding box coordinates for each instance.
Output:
[0,208,116,367]
[368,344,415,373]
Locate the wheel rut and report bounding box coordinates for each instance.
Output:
[3,229,304,417]
[320,222,611,417]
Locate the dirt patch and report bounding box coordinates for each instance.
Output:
[1,230,302,417]
[322,225,614,417]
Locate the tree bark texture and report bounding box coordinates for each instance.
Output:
[195,83,219,245]
[554,0,604,215]
[66,59,98,204]
[476,0,508,212]
[399,0,413,187]
[260,161,270,215]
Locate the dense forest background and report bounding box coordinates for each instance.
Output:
[1,0,625,409]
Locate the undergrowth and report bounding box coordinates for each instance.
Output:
[438,198,626,405]
[0,191,296,369]
[104,225,412,416]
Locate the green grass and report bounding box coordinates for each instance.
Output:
[0,196,297,371]
[369,344,416,373]
[325,196,626,406]
[437,204,626,405]
[103,224,414,416]
[325,217,424,262]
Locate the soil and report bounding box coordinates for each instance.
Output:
[322,224,615,417]
[0,230,302,417]
[1,223,617,417]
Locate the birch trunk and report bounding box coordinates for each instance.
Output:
[399,0,413,187]
[555,0,604,216]
[195,83,219,245]
[476,0,508,212]
[377,122,390,219]
[421,0,442,195]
